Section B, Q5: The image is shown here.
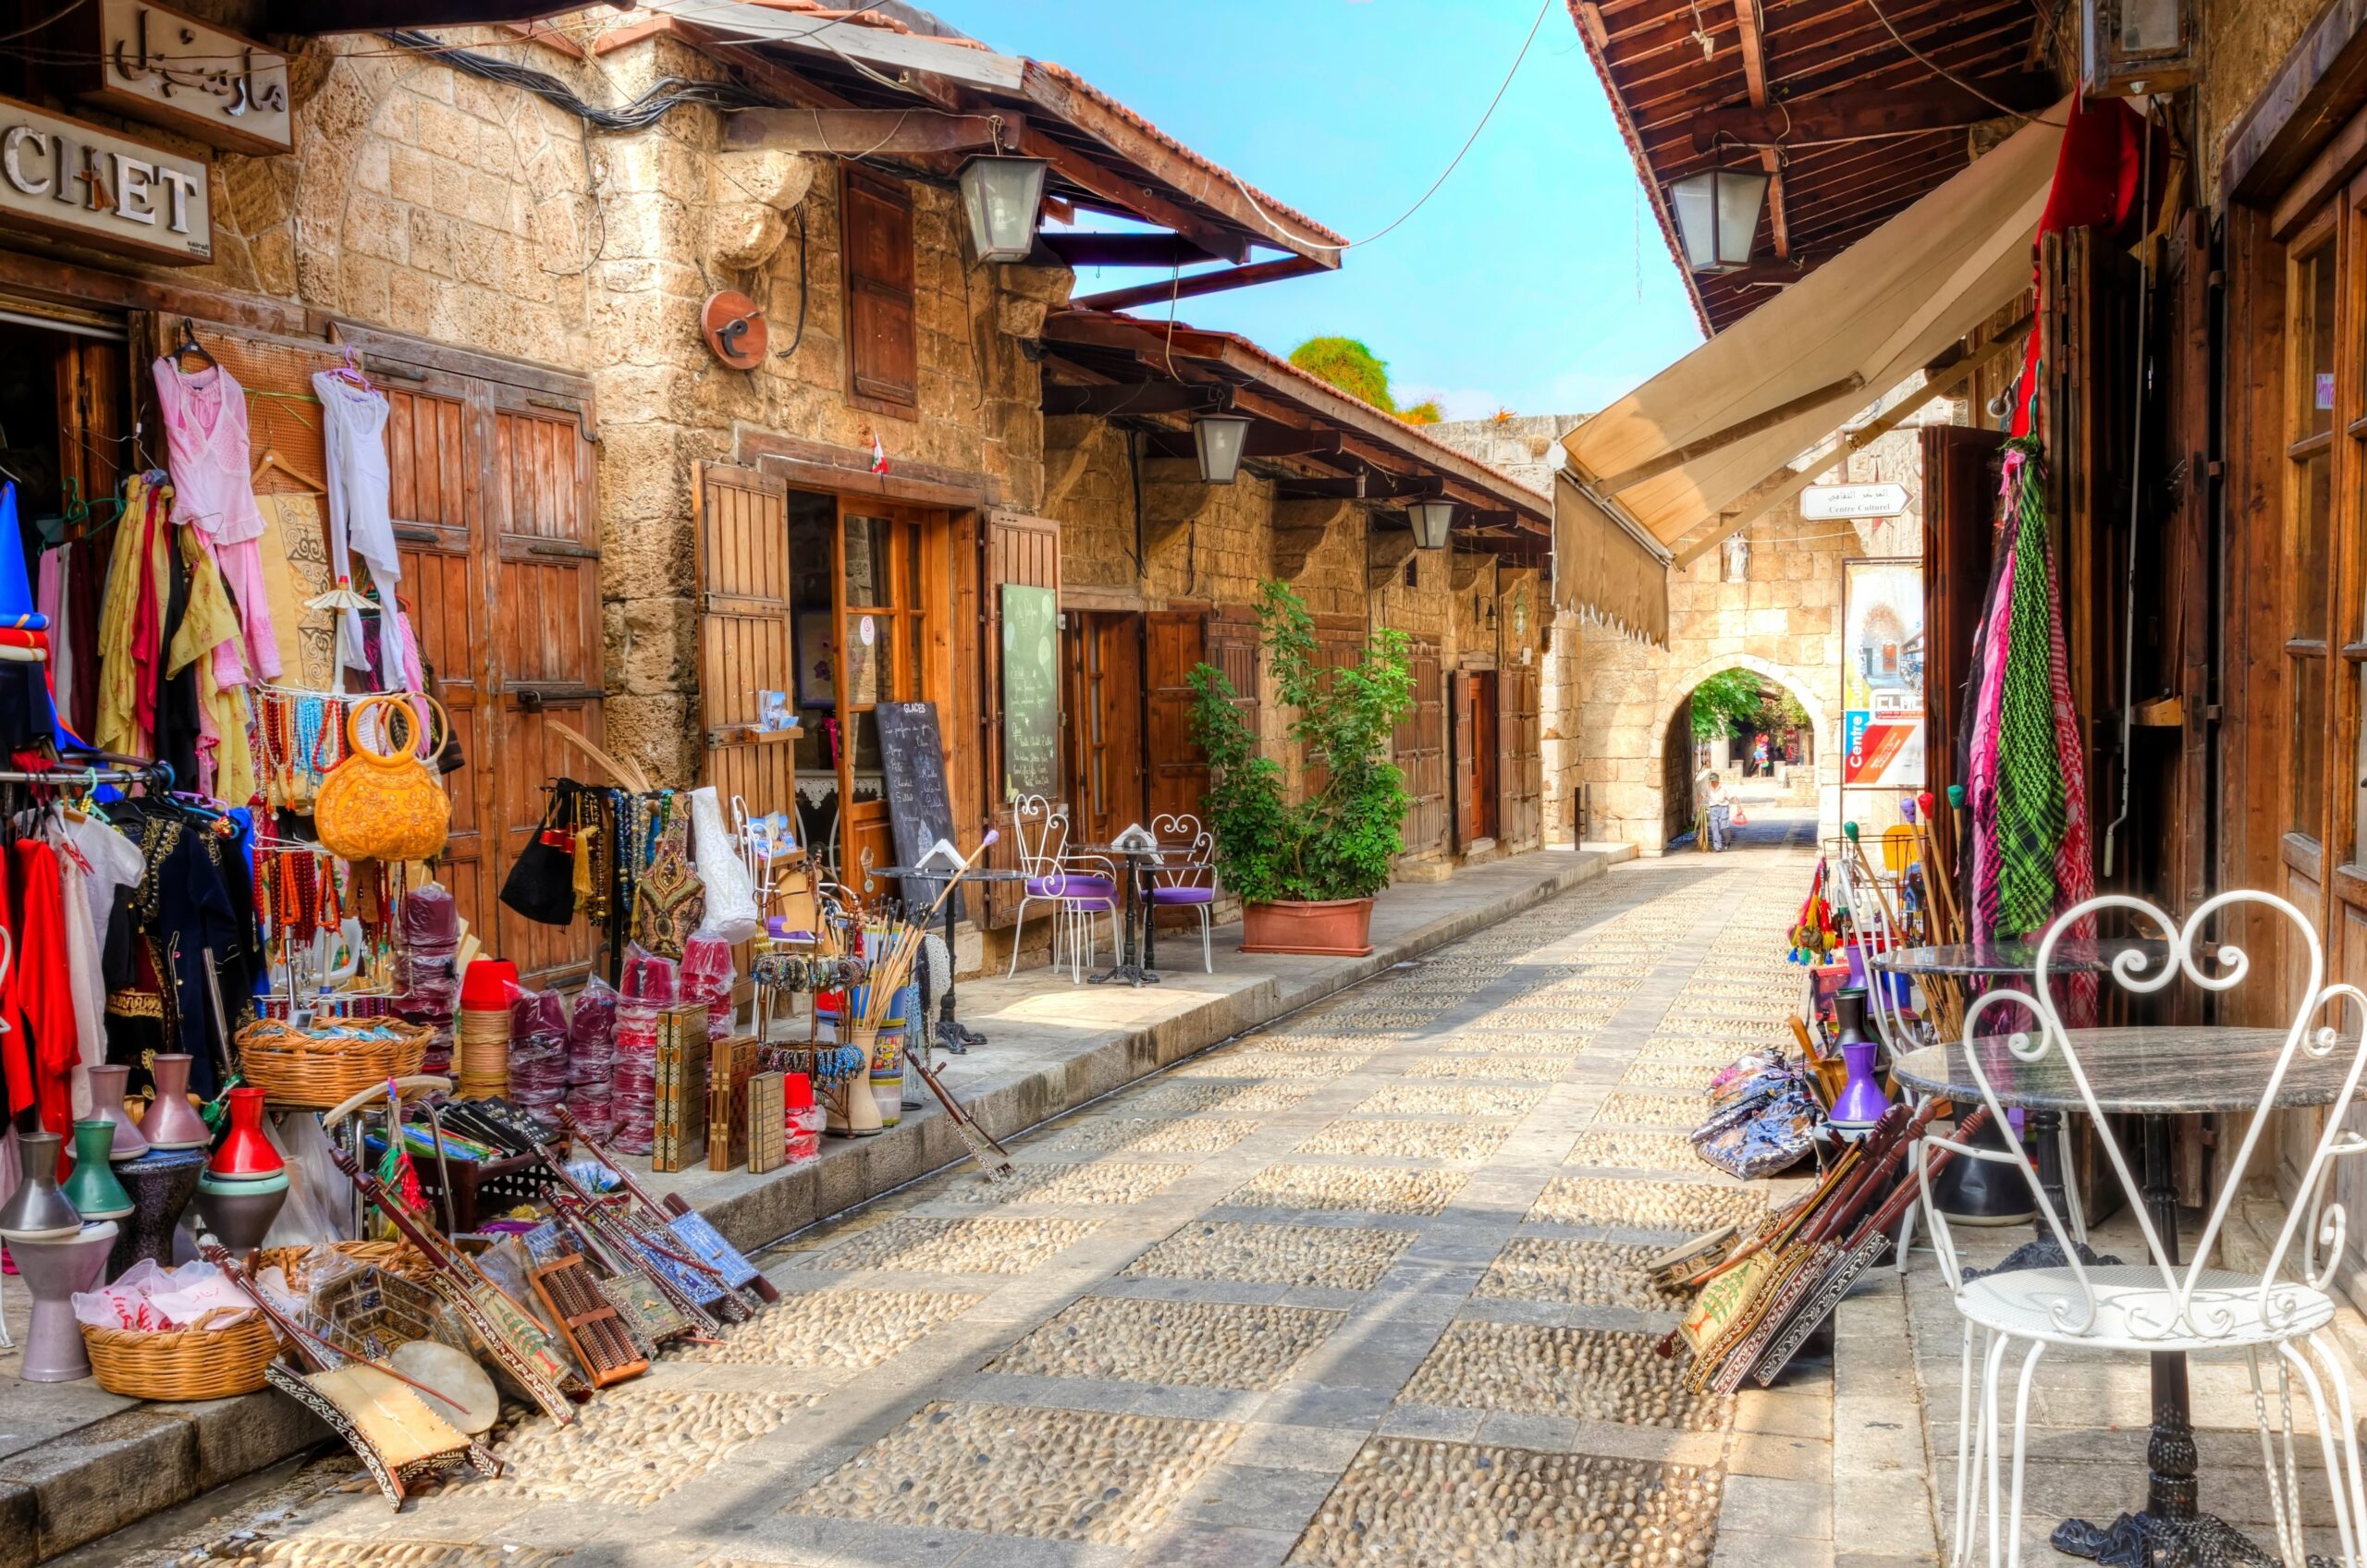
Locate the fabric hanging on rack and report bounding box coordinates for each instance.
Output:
[312,372,423,693]
[151,357,281,682]
[689,785,758,941]
[49,830,104,1118]
[8,837,78,1133]
[257,493,328,686]
[94,474,171,759]
[36,546,70,727]
[0,484,62,753]
[165,522,256,805]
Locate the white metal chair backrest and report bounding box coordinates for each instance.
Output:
[1922,890,2367,1341]
[1150,813,1213,889]
[1011,794,1064,874]
[1832,850,1915,1052]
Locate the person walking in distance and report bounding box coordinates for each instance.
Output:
[1703,772,1733,852]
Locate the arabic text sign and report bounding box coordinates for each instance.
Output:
[82,0,290,155]
[0,96,210,264]
[1801,482,1909,521]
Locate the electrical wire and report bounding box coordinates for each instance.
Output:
[1217,0,1551,253]
[1858,0,2066,126]
[378,30,763,129]
[0,0,85,44]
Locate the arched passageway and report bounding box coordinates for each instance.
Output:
[1660,665,1826,851]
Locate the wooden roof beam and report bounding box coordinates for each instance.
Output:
[1073,255,1325,312]
[1044,232,1230,268]
[1729,0,1788,257]
[1017,128,1249,263]
[1042,381,1232,417]
[723,107,1019,155]
[1689,75,2055,149]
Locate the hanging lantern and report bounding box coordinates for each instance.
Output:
[1193,413,1252,484]
[958,154,1049,263]
[1409,498,1455,549]
[1668,168,1770,272]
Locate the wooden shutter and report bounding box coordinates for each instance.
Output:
[1919,423,2005,899]
[843,168,917,415]
[1204,604,1261,766]
[1499,663,1542,851]
[1303,613,1367,798]
[2160,208,2214,919]
[1394,639,1446,859]
[979,509,1061,927]
[1145,608,1209,824]
[1452,674,1478,849]
[694,462,795,816]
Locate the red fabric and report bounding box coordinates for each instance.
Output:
[8,841,76,1133]
[129,485,163,742]
[2012,97,2168,436]
[0,858,25,1121]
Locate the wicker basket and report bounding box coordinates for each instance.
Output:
[81,1308,282,1401]
[238,1017,431,1109]
[254,1240,433,1292]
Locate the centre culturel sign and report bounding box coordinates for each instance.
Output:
[74,0,292,156]
[1800,482,1909,521]
[0,97,212,265]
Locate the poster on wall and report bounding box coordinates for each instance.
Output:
[1000,583,1060,800]
[1841,557,1925,789]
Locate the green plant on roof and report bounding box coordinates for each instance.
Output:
[1289,337,1396,412]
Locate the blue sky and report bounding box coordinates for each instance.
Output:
[923,0,1706,419]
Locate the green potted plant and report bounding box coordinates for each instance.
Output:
[1189,581,1415,956]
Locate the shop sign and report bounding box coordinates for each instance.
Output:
[0,97,211,265]
[1841,557,1924,789]
[1801,482,1908,521]
[77,0,291,156]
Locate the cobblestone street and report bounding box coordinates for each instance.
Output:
[93,838,1847,1568]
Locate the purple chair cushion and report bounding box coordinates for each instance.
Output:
[1027,875,1116,900]
[1148,885,1215,905]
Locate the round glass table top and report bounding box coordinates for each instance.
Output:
[1891,1027,2363,1114]
[1870,937,2170,978]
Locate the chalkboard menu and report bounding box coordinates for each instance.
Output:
[1000,582,1060,801]
[875,701,963,922]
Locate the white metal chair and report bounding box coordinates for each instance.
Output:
[1004,795,1118,983]
[1148,813,1218,974]
[1918,891,2367,1567]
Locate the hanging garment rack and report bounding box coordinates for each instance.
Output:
[0,759,173,789]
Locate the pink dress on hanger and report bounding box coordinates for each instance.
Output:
[150,357,284,683]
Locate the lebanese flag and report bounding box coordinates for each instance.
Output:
[869,430,889,476]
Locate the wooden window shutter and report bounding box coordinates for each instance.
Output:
[694,462,795,815]
[843,167,918,415]
[979,509,1061,928]
[1144,609,1209,825]
[1394,639,1446,860]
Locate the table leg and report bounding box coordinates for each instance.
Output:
[938,900,981,1053]
[1142,864,1159,973]
[2053,1120,2276,1568]
[2030,1107,2070,1241]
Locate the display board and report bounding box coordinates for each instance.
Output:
[1000,582,1059,800]
[1841,557,1926,789]
[875,700,963,922]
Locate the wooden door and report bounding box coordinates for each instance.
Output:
[837,508,931,889]
[1498,663,1541,851]
[694,462,795,817]
[1303,613,1367,798]
[979,510,1061,927]
[1920,423,2005,890]
[1066,612,1143,847]
[1471,672,1499,843]
[1395,639,1446,859]
[1144,608,1208,825]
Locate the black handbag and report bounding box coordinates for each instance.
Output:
[500,784,581,926]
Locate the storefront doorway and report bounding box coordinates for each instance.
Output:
[1453,669,1499,850]
[1065,609,1144,849]
[784,490,952,879]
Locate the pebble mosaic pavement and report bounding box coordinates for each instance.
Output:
[129,840,1830,1568]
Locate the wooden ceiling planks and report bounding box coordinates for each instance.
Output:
[1574,0,2053,331]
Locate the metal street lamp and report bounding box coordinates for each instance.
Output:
[1408,498,1454,549]
[1193,413,1252,484]
[958,154,1050,263]
[1668,168,1770,272]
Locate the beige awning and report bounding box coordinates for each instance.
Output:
[1562,106,2067,550]
[1555,474,1671,644]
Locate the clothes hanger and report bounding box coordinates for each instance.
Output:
[171,318,219,374]
[250,447,327,495]
[323,343,374,394]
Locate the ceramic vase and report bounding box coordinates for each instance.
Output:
[105,1147,204,1277]
[84,1063,149,1160]
[14,1220,117,1381]
[137,1055,211,1150]
[194,1170,288,1255]
[1826,987,1891,1136]
[60,1121,132,1220]
[0,1130,83,1241]
[206,1087,283,1181]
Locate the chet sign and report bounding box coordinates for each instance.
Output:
[1800,483,1908,521]
[0,97,210,265]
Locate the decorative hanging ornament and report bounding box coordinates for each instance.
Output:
[700,290,767,370]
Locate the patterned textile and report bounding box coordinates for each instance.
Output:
[1968,530,2016,942]
[1993,440,2065,938]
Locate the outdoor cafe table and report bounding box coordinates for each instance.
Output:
[1071,840,1163,987]
[1892,1027,2361,1565]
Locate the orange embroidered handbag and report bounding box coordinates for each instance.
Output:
[314,693,451,864]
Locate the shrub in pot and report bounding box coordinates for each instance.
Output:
[1188,581,1414,956]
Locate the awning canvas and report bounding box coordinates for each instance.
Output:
[1562,107,2067,550]
[1555,475,1671,644]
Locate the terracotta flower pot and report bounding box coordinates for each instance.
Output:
[1238,897,1376,958]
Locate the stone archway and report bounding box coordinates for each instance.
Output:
[1656,655,1838,847]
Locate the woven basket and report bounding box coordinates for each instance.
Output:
[254,1240,433,1293]
[238,1017,431,1109]
[457,1007,510,1100]
[82,1308,282,1401]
